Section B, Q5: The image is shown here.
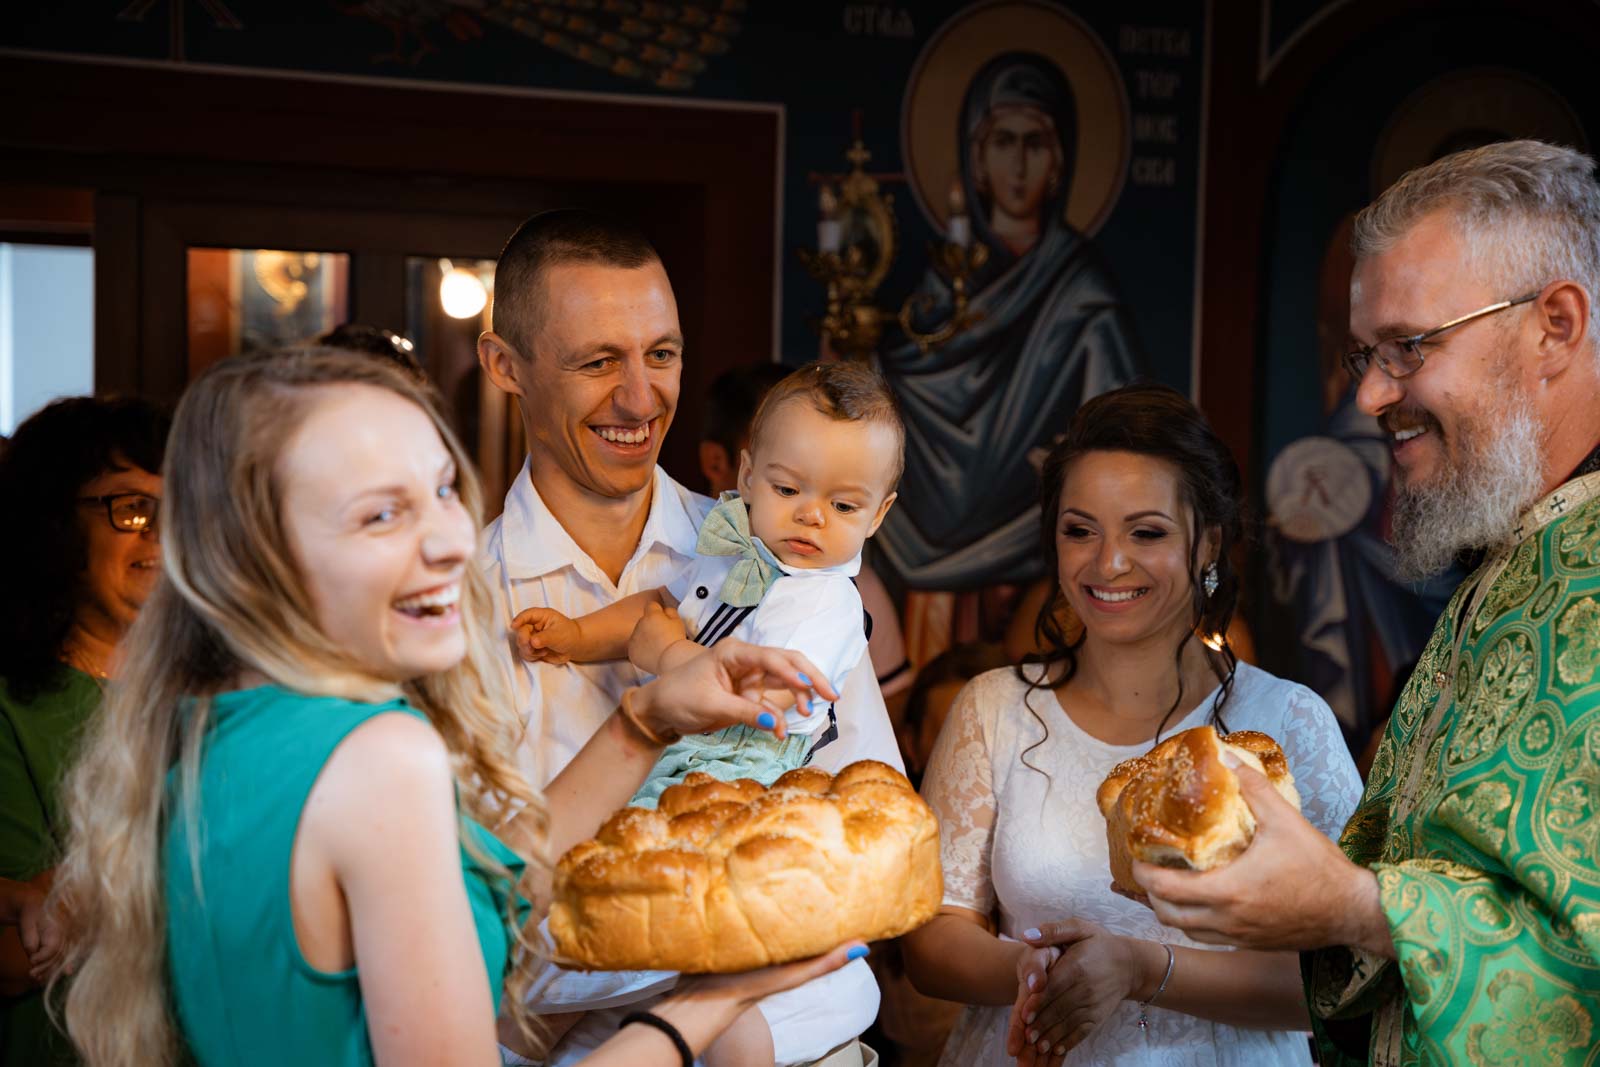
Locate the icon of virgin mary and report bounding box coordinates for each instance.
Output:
[877,49,1143,590]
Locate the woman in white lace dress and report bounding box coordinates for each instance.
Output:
[903,385,1363,1066]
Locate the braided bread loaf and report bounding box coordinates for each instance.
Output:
[1096,726,1301,895]
[550,760,942,973]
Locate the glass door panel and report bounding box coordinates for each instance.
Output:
[186,247,349,373]
[403,255,521,512]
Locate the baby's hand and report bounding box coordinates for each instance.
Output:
[628,602,688,672]
[512,607,580,665]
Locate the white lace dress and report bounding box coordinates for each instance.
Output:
[921,663,1363,1067]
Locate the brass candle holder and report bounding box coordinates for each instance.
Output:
[896,236,989,353]
[800,135,986,359]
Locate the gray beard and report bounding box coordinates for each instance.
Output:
[1390,395,1544,582]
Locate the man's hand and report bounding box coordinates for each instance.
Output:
[1007,920,1142,1064]
[1134,761,1391,956]
[512,607,581,665]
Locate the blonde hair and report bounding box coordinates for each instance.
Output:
[48,348,548,1066]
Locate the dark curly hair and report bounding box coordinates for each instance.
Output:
[1018,383,1244,766]
[0,396,171,700]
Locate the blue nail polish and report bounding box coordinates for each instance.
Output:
[757,711,777,729]
[1022,927,1041,940]
[797,672,812,686]
[846,945,869,961]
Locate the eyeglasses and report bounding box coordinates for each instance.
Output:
[78,493,160,533]
[1343,291,1541,382]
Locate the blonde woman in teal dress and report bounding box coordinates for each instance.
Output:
[45,349,861,1067]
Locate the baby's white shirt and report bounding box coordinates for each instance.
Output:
[666,548,868,735]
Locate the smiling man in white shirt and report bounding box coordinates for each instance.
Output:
[477,210,896,1067]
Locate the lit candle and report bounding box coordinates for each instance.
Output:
[817,184,842,254]
[946,177,970,248]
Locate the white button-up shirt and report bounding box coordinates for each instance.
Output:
[669,548,869,737]
[480,459,904,788]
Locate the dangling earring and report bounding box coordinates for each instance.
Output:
[1203,563,1219,598]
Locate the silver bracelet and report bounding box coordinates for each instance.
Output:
[1135,943,1175,1033]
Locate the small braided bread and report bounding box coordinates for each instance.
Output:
[1097,726,1302,895]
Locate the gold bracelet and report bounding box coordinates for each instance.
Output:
[618,688,679,747]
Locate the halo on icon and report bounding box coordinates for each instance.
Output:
[901,0,1131,238]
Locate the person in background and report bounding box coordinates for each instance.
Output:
[46,348,858,1067]
[0,395,169,1067]
[698,363,789,497]
[318,323,426,379]
[904,384,1361,1065]
[894,644,1012,786]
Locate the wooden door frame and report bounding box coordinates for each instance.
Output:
[0,51,783,487]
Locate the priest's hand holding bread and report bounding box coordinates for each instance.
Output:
[1097,726,1303,898]
[1111,726,1390,956]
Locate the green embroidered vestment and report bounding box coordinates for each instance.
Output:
[1306,470,1600,1066]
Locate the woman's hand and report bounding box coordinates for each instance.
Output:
[0,876,63,983]
[1006,919,1145,1064]
[1009,941,1062,1064]
[632,638,837,743]
[21,889,64,981]
[587,944,870,1067]
[680,942,868,1009]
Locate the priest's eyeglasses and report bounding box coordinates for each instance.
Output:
[78,493,160,533]
[1343,291,1541,382]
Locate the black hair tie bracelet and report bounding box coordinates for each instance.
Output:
[619,1010,693,1067]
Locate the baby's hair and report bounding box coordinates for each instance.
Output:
[747,361,906,489]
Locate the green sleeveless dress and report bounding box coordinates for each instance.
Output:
[163,686,527,1065]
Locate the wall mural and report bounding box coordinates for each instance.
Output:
[877,8,1140,596]
[869,4,1155,661]
[4,0,1207,665]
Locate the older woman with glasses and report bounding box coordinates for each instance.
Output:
[0,395,169,1067]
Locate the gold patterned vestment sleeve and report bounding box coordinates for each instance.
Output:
[1305,587,1462,1039]
[1369,493,1600,1064]
[1307,482,1600,1065]
[1372,854,1598,1064]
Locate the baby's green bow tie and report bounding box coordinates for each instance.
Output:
[696,492,781,607]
